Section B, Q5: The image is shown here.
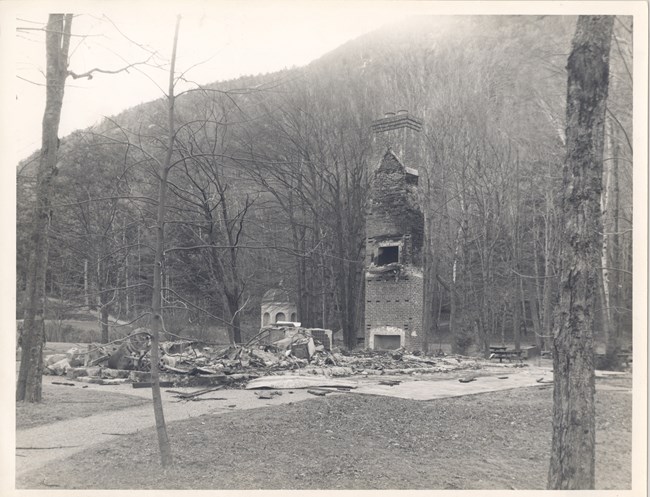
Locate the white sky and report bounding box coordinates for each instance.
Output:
[4,1,450,162]
[2,1,643,164]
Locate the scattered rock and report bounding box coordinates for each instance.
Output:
[47,358,71,375]
[67,366,101,379]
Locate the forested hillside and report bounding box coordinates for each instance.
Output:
[16,15,633,354]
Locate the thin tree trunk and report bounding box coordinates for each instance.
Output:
[17,14,72,403]
[84,259,89,309]
[528,278,543,353]
[124,253,130,317]
[548,15,614,490]
[531,215,545,352]
[541,205,554,352]
[512,154,521,352]
[599,122,613,365]
[100,305,109,344]
[500,301,507,345]
[512,280,520,351]
[149,15,182,468]
[603,116,620,366]
[422,213,433,353]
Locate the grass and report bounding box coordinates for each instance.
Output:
[16,381,149,430]
[17,382,632,490]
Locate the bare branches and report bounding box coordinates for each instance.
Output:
[67,55,155,80]
[162,287,233,328]
[99,14,160,57]
[16,26,95,38]
[16,75,48,87]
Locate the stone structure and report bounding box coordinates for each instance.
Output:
[364,111,425,351]
[260,288,297,327]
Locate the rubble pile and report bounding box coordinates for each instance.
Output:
[41,326,508,387]
[332,349,484,375]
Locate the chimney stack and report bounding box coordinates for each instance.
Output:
[371,110,423,172]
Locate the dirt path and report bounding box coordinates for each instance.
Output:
[19,364,619,479]
[15,384,327,477]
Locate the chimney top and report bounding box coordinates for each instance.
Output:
[371,112,423,134]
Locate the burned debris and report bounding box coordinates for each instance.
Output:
[42,324,507,388]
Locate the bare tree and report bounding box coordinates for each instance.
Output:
[147,15,182,468]
[17,14,73,402]
[548,15,614,490]
[16,14,154,402]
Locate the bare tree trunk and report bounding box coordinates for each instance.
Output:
[96,261,110,343]
[148,15,182,468]
[541,205,554,352]
[548,15,614,490]
[83,259,89,309]
[531,216,545,352]
[512,155,521,352]
[225,290,242,344]
[100,305,109,343]
[603,116,620,366]
[512,277,521,351]
[528,278,543,352]
[124,253,130,317]
[599,122,613,366]
[17,14,72,403]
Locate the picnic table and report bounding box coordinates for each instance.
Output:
[595,349,633,367]
[618,348,633,366]
[489,346,523,363]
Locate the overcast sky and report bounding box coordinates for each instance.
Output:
[2,1,642,164]
[5,1,450,162]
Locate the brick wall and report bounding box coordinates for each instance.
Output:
[365,272,423,351]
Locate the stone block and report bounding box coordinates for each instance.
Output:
[101,368,132,378]
[129,371,152,382]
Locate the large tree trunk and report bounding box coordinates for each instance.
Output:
[17,14,72,403]
[225,290,242,344]
[548,15,614,490]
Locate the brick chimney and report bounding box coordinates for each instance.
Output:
[371,110,424,172]
[364,111,425,353]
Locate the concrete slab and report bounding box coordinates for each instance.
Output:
[595,370,629,377]
[246,375,357,390]
[352,370,552,401]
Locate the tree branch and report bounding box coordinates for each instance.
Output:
[68,56,154,80]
